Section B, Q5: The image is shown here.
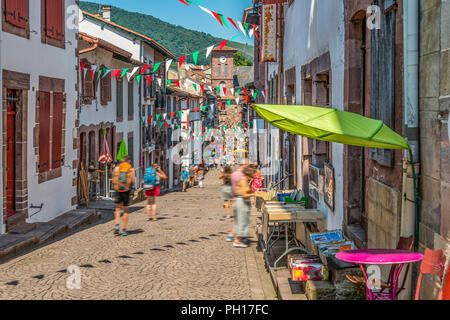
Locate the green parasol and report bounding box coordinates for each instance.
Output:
[253,104,419,248]
[252,104,410,150]
[116,138,128,162]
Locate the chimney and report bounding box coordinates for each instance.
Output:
[102,5,111,21]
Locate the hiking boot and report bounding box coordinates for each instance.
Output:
[114,225,120,235]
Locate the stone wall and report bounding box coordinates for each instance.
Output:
[416,0,450,300]
[367,178,402,250]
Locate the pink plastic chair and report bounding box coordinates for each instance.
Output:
[414,248,447,300]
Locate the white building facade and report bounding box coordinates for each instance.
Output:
[1,0,79,232]
[283,0,345,230]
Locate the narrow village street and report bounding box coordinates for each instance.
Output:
[0,0,448,305]
[0,169,275,300]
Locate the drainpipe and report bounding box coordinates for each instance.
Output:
[0,28,3,234]
[79,38,99,55]
[401,0,420,300]
[401,0,420,245]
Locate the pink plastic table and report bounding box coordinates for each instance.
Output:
[336,249,423,300]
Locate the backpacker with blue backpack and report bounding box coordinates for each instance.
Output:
[144,167,157,190]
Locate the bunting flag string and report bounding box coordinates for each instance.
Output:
[165,59,173,72]
[181,2,257,39]
[152,62,162,74]
[178,55,186,68]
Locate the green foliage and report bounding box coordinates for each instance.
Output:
[234,52,253,66]
[80,1,254,65]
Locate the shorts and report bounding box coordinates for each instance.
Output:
[115,191,131,207]
[145,185,160,197]
[221,185,234,201]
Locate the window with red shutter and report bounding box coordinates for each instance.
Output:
[101,76,111,104]
[51,93,64,169]
[38,91,51,173]
[5,0,28,28]
[45,0,64,41]
[83,70,95,98]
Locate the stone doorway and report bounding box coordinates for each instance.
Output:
[2,70,30,232]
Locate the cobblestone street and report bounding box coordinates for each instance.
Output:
[0,170,275,300]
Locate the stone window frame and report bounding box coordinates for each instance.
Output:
[40,0,66,50]
[80,59,96,105]
[79,122,115,169]
[116,78,124,122]
[35,75,66,184]
[2,69,30,230]
[2,0,30,39]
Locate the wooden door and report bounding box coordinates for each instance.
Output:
[5,90,17,217]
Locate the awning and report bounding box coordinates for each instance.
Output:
[252,104,410,150]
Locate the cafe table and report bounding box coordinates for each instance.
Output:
[336,249,423,300]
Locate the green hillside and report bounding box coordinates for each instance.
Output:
[79,1,254,65]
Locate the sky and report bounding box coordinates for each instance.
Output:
[92,0,254,44]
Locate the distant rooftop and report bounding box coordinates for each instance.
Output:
[212,45,237,52]
[82,10,176,59]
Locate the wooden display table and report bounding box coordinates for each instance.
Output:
[262,204,325,269]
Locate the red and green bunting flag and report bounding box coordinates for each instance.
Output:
[178,56,186,68]
[192,51,199,65]
[141,65,150,75]
[178,0,201,6]
[152,62,162,74]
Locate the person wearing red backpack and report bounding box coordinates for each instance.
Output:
[112,156,136,236]
[142,163,167,221]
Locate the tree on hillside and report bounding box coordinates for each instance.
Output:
[234,52,253,66]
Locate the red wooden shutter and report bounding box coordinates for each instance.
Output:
[38,92,51,173]
[16,0,28,28]
[84,70,94,98]
[5,0,28,28]
[45,0,64,40]
[101,76,111,103]
[51,93,64,169]
[4,0,18,25]
[107,77,111,101]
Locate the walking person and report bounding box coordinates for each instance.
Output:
[112,156,136,236]
[226,162,249,242]
[198,167,204,188]
[142,163,167,221]
[219,166,234,219]
[233,166,256,248]
[181,167,189,192]
[189,165,195,187]
[250,164,264,206]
